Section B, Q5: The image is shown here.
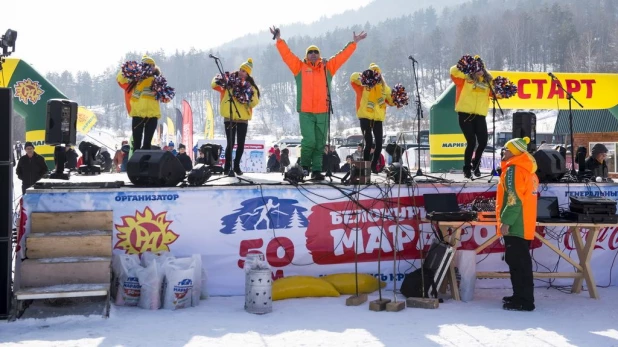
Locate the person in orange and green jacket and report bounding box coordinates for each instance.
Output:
[211,58,260,176]
[450,55,493,179]
[270,26,367,180]
[350,63,395,173]
[495,136,538,312]
[116,55,168,151]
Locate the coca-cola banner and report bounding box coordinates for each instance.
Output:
[22,183,618,295]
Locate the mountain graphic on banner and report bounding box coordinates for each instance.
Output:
[220,197,308,234]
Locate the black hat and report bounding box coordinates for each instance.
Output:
[178,144,186,150]
[592,143,608,156]
[24,141,34,149]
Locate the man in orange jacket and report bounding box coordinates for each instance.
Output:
[270,26,367,180]
[495,136,538,311]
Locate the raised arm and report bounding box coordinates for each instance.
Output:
[271,27,303,75]
[326,31,366,75]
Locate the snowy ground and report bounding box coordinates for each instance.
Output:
[1,287,618,347]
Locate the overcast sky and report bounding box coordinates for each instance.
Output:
[3,0,372,75]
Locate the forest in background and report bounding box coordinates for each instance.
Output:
[17,0,616,141]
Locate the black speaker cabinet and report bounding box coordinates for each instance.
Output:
[0,88,13,319]
[127,150,186,187]
[45,99,78,145]
[0,89,12,163]
[512,112,537,152]
[534,149,566,182]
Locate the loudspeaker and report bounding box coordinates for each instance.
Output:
[512,112,536,152]
[0,89,12,162]
[127,150,186,187]
[533,149,566,182]
[45,99,78,145]
[0,88,13,319]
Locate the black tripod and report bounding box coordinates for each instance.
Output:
[548,72,584,178]
[473,85,503,183]
[322,58,345,183]
[409,57,450,183]
[210,54,253,185]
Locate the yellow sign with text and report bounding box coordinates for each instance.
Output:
[430,134,468,156]
[77,106,98,134]
[488,71,618,110]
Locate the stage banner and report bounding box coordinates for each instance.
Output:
[196,139,266,173]
[22,183,618,296]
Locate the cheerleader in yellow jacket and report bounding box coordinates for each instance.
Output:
[211,58,260,176]
[116,55,168,151]
[350,63,394,173]
[450,55,493,178]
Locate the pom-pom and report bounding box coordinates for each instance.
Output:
[492,76,518,99]
[391,84,409,108]
[456,54,484,75]
[151,75,175,103]
[121,61,156,81]
[360,69,382,88]
[523,136,530,145]
[215,71,254,104]
[121,60,142,80]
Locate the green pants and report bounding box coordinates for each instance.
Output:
[299,112,327,172]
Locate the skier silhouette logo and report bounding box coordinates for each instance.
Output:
[219,196,308,234]
[240,199,288,230]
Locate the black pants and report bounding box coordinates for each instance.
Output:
[504,236,534,305]
[458,113,487,169]
[223,122,248,169]
[360,119,383,166]
[132,117,158,151]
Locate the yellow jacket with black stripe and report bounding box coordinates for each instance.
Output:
[350,72,394,121]
[449,65,491,116]
[116,71,162,118]
[211,76,259,121]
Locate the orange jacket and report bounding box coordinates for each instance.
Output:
[496,153,539,240]
[276,39,357,113]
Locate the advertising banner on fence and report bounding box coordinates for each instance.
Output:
[22,183,618,295]
[196,139,266,173]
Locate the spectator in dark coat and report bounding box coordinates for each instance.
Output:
[176,144,193,171]
[340,155,353,173]
[279,148,291,172]
[586,143,610,179]
[16,142,48,194]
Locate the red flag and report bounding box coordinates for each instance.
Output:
[181,100,194,159]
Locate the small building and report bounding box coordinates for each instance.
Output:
[554,109,618,176]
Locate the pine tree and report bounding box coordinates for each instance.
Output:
[233,216,245,233]
[287,209,303,228]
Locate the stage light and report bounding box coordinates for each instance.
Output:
[78,141,101,175]
[0,29,17,57]
[385,162,410,183]
[187,165,212,186]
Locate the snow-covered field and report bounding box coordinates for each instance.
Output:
[1,287,617,347]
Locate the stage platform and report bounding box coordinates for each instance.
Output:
[30,170,492,192]
[18,170,618,297]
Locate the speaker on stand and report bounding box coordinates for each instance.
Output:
[0,88,13,319]
[127,150,186,187]
[45,99,78,180]
[512,112,537,152]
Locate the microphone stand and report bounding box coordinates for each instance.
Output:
[473,80,503,183]
[409,57,449,183]
[549,72,584,179]
[210,55,254,185]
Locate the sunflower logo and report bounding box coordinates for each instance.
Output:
[13,78,45,105]
[114,207,179,254]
